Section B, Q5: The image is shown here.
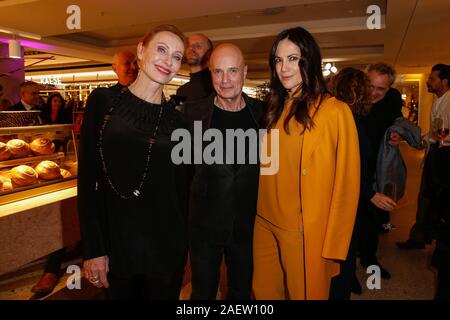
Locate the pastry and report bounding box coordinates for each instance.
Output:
[0,176,12,192]
[11,165,38,186]
[63,160,78,177]
[7,139,30,159]
[30,138,55,156]
[35,161,62,180]
[60,168,72,179]
[0,142,11,161]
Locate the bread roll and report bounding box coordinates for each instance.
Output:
[7,139,30,159]
[35,161,61,180]
[63,160,78,177]
[30,138,55,156]
[60,168,72,179]
[11,165,38,186]
[0,142,11,161]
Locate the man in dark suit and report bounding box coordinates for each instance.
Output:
[8,81,41,111]
[185,44,264,299]
[109,50,138,94]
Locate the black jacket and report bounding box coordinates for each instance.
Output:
[185,93,264,244]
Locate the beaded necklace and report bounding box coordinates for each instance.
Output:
[97,90,164,199]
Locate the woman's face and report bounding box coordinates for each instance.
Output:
[274,38,303,91]
[51,96,62,111]
[137,31,184,85]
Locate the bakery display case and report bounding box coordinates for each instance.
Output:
[0,124,78,206]
[0,123,80,276]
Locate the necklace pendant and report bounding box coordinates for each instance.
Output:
[133,190,140,197]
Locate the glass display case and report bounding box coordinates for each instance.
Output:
[0,124,78,205]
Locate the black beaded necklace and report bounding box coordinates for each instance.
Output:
[97,89,164,199]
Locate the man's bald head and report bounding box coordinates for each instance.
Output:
[112,50,138,86]
[210,43,245,68]
[209,43,247,102]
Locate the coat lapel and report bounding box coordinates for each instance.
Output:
[302,103,325,166]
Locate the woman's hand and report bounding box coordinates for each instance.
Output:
[370,192,397,211]
[83,256,110,288]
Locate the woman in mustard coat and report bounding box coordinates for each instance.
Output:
[253,27,360,300]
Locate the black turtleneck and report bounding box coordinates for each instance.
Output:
[77,88,188,278]
[176,68,215,103]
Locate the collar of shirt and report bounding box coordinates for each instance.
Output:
[21,100,35,111]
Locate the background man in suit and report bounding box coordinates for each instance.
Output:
[185,43,263,299]
[8,81,41,111]
[110,50,138,93]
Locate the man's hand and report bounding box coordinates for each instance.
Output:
[370,192,397,211]
[388,132,401,146]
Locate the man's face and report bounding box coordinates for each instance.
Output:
[21,85,40,106]
[113,52,138,86]
[210,47,247,101]
[185,34,210,67]
[426,70,444,95]
[368,70,390,103]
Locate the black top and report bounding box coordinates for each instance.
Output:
[354,114,376,202]
[365,88,403,173]
[77,88,188,277]
[185,93,264,244]
[176,68,215,103]
[211,105,257,170]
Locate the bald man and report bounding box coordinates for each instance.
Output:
[176,33,215,104]
[110,50,138,93]
[185,44,264,299]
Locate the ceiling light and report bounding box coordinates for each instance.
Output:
[325,63,332,70]
[331,66,338,74]
[323,70,331,77]
[8,39,21,59]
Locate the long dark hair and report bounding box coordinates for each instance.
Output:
[262,27,329,133]
[42,92,68,124]
[330,67,372,116]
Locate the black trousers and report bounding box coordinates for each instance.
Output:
[107,270,185,300]
[329,215,360,300]
[44,248,66,275]
[189,235,253,300]
[358,201,383,266]
[409,148,435,243]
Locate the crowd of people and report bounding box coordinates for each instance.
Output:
[2,23,448,300]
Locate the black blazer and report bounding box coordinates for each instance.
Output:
[8,101,40,111]
[184,93,264,244]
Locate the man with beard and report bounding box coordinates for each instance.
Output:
[397,64,450,250]
[176,33,215,104]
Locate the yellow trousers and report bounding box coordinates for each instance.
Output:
[252,214,306,300]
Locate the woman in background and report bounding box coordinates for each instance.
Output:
[40,93,71,124]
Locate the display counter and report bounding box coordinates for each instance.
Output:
[0,124,79,275]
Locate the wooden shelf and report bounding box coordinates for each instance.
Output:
[0,152,65,169]
[0,124,73,135]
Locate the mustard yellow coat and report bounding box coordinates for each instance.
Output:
[300,97,360,299]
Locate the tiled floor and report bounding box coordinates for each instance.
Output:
[0,143,439,300]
